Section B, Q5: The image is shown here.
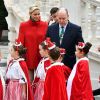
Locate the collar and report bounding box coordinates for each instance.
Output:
[13,58,24,62]
[76,57,89,64]
[40,57,49,62]
[43,57,49,62]
[59,24,67,30]
[28,19,41,25]
[46,62,64,70]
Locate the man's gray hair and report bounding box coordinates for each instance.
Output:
[58,7,68,15]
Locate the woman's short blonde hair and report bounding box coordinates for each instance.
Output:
[29,5,40,14]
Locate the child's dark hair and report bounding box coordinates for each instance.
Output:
[78,42,92,55]
[13,44,27,57]
[48,47,60,61]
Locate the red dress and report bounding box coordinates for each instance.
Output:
[43,62,68,100]
[67,57,93,100]
[18,19,48,70]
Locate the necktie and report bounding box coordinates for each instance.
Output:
[59,26,64,44]
[59,26,64,38]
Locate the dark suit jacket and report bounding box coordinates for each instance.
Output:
[46,22,84,69]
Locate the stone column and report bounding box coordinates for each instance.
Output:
[5,2,17,43]
[81,1,98,43]
[96,7,100,43]
[80,1,88,42]
[62,0,82,25]
[89,4,96,42]
[86,3,93,41]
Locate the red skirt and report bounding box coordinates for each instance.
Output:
[4,80,27,100]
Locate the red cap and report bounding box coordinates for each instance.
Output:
[44,38,51,45]
[47,41,56,50]
[78,42,85,49]
[14,39,22,46]
[46,37,51,42]
[14,39,22,51]
[60,48,66,55]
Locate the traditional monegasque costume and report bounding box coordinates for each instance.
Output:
[67,57,93,100]
[43,62,69,100]
[0,71,5,100]
[32,57,51,100]
[4,58,33,100]
[18,19,48,69]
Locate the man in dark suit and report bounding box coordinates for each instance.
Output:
[46,8,84,69]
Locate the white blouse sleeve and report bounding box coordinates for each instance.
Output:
[17,62,27,83]
[6,61,27,83]
[36,59,46,80]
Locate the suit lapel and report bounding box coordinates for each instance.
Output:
[55,23,60,46]
[60,22,71,46]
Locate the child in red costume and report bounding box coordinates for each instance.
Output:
[43,42,68,100]
[32,38,51,100]
[4,41,33,100]
[67,42,93,100]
